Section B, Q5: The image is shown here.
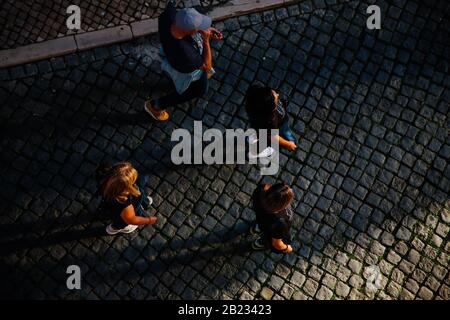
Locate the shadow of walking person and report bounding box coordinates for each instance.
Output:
[0,225,107,255]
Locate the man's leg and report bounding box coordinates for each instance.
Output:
[145,72,209,120]
[156,72,208,108]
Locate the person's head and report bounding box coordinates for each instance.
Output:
[173,8,211,36]
[245,83,280,116]
[97,162,140,202]
[261,182,294,213]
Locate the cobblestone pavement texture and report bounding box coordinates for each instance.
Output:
[0,0,229,49]
[0,0,449,300]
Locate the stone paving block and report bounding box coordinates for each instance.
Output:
[260,287,274,300]
[316,285,333,300]
[303,279,319,297]
[418,286,434,300]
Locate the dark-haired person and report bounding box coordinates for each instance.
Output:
[144,1,222,121]
[96,162,157,235]
[251,182,294,253]
[245,84,297,152]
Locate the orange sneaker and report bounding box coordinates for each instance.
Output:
[144,100,169,121]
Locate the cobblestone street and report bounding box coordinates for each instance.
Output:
[0,0,449,300]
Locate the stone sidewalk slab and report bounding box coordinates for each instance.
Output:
[0,36,77,68]
[75,25,133,51]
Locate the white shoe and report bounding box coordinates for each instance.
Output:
[106,224,138,235]
[248,146,275,160]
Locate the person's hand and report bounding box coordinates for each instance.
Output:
[283,245,293,253]
[209,27,222,40]
[286,141,297,151]
[147,217,157,225]
[199,29,212,41]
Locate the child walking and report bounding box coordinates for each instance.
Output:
[251,182,294,253]
[96,162,157,235]
[245,83,298,153]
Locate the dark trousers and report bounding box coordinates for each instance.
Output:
[154,72,209,109]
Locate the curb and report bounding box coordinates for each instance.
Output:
[0,0,298,69]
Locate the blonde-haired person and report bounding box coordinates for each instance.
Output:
[96,162,157,235]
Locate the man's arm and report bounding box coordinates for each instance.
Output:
[199,30,213,71]
[200,40,212,71]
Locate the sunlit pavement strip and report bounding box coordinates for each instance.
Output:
[0,0,449,300]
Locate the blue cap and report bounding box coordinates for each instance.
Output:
[175,8,212,31]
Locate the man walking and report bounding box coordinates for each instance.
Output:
[145,1,222,121]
